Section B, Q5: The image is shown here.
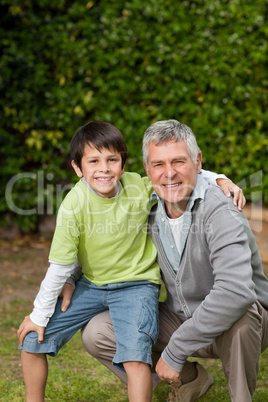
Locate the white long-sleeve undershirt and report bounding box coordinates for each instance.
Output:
[30,260,80,326]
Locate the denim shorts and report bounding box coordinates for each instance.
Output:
[19,275,160,372]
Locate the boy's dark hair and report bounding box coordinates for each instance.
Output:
[70,121,128,169]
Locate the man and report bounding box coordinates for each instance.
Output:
[66,120,268,401]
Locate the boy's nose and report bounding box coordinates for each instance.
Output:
[100,161,110,172]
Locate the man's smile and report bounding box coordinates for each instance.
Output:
[163,182,182,188]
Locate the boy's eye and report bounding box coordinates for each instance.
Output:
[109,156,121,162]
[89,160,98,164]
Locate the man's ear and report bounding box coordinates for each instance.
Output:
[71,160,83,178]
[196,152,202,174]
[143,162,150,179]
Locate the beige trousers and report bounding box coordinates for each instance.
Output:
[81,302,268,402]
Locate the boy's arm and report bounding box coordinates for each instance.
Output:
[17,261,77,345]
[200,169,246,211]
[65,261,82,288]
[216,178,245,211]
[58,263,82,312]
[17,316,46,345]
[200,168,227,185]
[30,261,77,326]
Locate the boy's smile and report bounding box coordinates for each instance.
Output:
[72,144,124,198]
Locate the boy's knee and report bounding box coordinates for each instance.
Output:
[123,361,150,373]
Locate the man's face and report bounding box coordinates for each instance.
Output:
[144,139,202,217]
[72,144,124,198]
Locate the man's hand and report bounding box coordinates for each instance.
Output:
[17,316,45,346]
[58,283,75,312]
[216,178,246,211]
[156,357,181,384]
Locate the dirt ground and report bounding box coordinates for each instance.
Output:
[0,236,51,306]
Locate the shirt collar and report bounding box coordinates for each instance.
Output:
[186,173,208,212]
[150,190,158,205]
[150,173,208,214]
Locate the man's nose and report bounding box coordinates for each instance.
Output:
[164,165,177,178]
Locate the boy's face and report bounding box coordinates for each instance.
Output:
[72,144,124,198]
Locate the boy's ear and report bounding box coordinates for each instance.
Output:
[71,160,83,178]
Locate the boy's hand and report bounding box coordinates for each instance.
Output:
[216,178,246,211]
[59,283,75,312]
[17,316,45,346]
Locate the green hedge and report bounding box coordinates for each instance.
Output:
[1,0,267,231]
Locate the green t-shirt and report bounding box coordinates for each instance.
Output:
[49,172,161,286]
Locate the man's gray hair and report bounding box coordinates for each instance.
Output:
[142,119,201,168]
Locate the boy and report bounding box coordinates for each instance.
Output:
[18,121,161,402]
[17,121,243,402]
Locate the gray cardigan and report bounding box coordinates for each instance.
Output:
[149,181,268,372]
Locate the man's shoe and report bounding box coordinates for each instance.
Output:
[167,362,214,401]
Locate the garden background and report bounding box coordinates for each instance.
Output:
[0,0,267,400]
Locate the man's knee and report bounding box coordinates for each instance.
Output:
[216,303,263,363]
[81,311,116,359]
[81,319,101,358]
[238,302,268,353]
[231,303,262,343]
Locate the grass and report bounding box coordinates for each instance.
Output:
[1,300,268,401]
